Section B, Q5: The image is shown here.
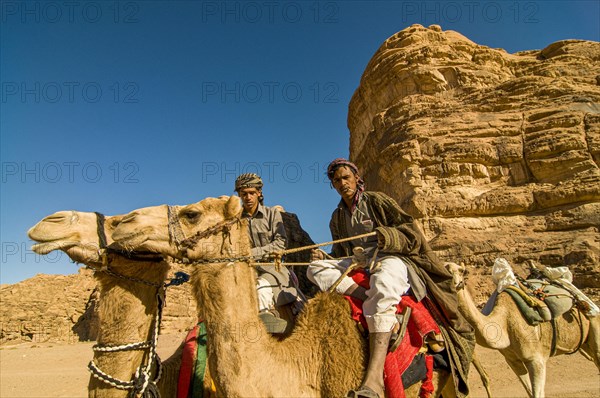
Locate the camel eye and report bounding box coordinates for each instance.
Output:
[181,210,200,223]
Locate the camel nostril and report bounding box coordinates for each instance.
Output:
[121,212,138,223]
[42,215,67,223]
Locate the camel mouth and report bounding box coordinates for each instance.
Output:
[31,240,77,255]
[110,230,151,251]
[106,247,165,262]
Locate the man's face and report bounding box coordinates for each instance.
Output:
[239,187,261,214]
[331,166,359,203]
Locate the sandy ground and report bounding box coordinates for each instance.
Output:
[1,334,598,398]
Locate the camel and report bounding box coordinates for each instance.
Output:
[110,195,455,398]
[445,262,600,398]
[28,211,191,398]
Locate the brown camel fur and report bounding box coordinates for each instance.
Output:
[111,195,454,397]
[445,262,600,398]
[28,211,184,398]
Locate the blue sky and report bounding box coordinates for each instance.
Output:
[1,0,599,284]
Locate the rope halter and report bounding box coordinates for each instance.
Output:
[86,212,189,398]
[166,205,254,265]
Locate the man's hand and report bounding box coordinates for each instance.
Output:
[310,249,326,261]
[352,246,367,266]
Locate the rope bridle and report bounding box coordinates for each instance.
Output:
[86,212,189,398]
[166,205,256,266]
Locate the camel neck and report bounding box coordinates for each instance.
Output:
[89,259,169,396]
[456,283,510,350]
[196,261,267,344]
[195,260,297,396]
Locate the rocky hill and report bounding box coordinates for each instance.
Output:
[348,24,600,303]
[0,266,197,345]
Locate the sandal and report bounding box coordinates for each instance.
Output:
[258,310,288,334]
[426,332,445,353]
[389,307,411,353]
[346,385,380,398]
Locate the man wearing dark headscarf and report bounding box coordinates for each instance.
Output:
[235,173,299,334]
[308,159,474,398]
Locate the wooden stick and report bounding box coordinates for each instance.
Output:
[277,231,377,256]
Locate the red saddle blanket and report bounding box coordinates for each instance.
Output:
[346,270,440,398]
[177,324,200,398]
[177,322,211,398]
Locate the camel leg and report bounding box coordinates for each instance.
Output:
[502,354,534,397]
[581,317,600,370]
[354,331,392,397]
[524,358,547,398]
[439,372,456,398]
[471,352,492,398]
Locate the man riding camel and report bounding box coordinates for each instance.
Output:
[235,173,300,333]
[308,158,474,398]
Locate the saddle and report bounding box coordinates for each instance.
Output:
[484,275,581,326]
[485,258,598,326]
[482,258,600,326]
[346,269,449,398]
[481,258,599,358]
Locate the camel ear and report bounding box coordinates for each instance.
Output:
[225,195,242,218]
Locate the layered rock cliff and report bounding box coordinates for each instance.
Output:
[348,24,600,300]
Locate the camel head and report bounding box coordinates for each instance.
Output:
[445,261,466,290]
[111,195,250,261]
[28,211,123,264]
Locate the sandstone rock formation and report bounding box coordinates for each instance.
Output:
[0,269,98,344]
[348,24,600,303]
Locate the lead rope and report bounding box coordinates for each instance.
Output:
[88,286,164,397]
[87,262,189,397]
[277,231,377,257]
[170,231,377,268]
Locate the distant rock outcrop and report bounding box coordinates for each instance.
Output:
[348,24,600,302]
[0,267,197,345]
[0,269,98,344]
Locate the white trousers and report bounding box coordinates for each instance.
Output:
[307,256,410,332]
[256,276,274,312]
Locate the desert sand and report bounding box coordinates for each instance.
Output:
[0,333,598,398]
